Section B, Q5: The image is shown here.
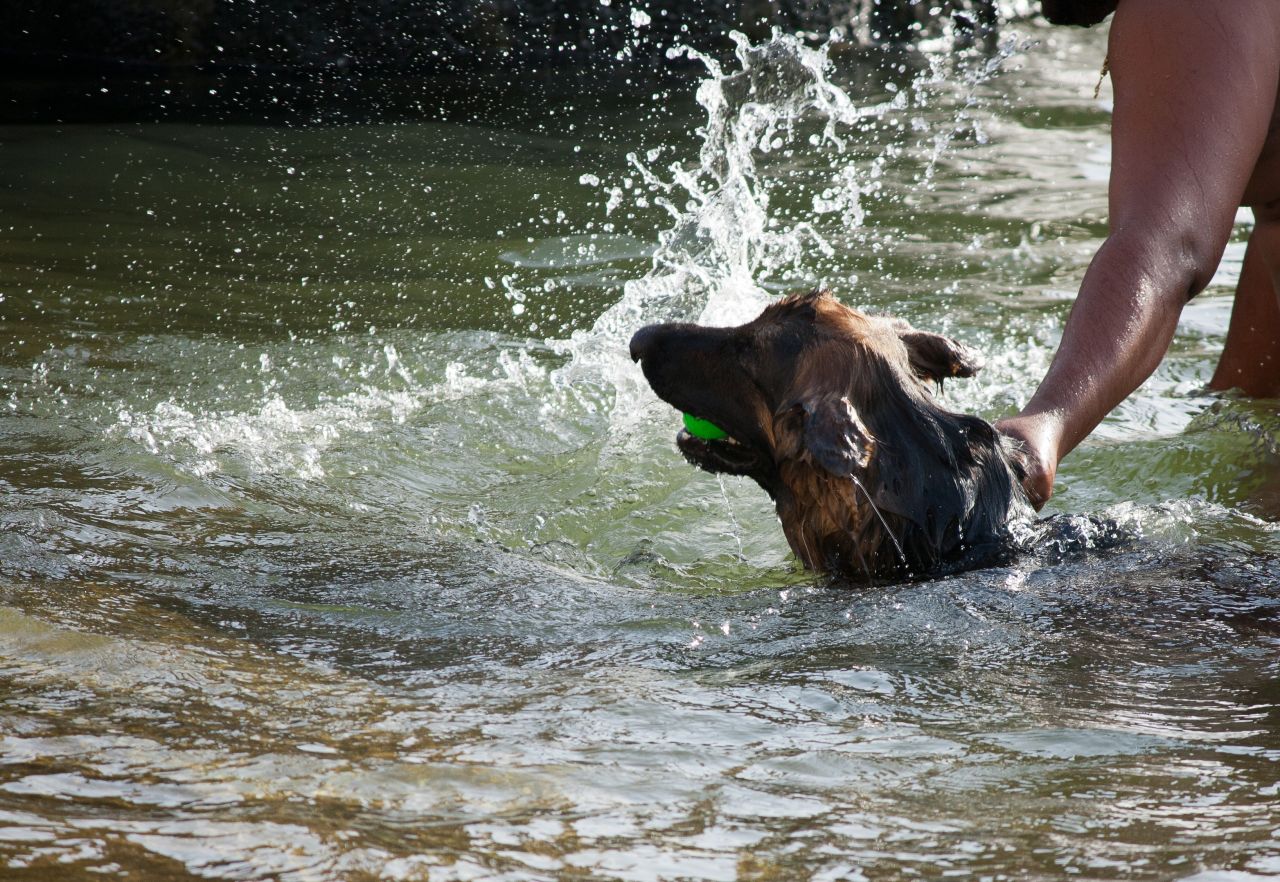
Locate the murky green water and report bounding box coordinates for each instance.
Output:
[2,18,1279,882]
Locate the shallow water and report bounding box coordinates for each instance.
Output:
[2,17,1279,882]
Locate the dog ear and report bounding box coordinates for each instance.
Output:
[777,395,872,477]
[896,328,984,384]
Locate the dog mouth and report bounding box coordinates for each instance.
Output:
[675,425,764,476]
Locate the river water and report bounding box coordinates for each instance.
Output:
[1,16,1279,882]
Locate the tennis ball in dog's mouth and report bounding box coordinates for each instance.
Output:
[682,412,728,440]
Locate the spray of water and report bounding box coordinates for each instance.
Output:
[555,27,1026,435]
[852,474,908,569]
[116,26,1026,487]
[715,474,747,561]
[558,29,894,402]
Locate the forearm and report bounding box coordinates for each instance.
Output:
[1017,232,1190,461]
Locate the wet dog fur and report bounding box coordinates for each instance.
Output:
[629,289,1030,581]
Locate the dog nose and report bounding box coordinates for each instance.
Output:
[629,325,660,362]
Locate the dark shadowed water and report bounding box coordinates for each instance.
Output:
[1,16,1278,882]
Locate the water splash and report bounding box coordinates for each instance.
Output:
[555,29,1027,423]
[104,29,1027,493]
[559,30,896,395]
[715,475,747,561]
[856,472,907,550]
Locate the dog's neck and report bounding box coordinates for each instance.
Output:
[773,459,904,578]
[769,386,1026,581]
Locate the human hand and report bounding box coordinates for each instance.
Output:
[994,414,1058,511]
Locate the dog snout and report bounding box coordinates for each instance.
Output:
[629,324,662,363]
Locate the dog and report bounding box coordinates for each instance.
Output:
[629,289,1031,581]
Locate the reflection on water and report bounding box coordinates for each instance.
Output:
[2,16,1280,882]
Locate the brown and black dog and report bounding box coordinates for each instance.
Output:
[629,289,1030,581]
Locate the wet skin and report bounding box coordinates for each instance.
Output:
[997,0,1280,508]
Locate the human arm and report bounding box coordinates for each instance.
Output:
[997,0,1280,508]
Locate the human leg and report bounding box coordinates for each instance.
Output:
[1209,218,1280,398]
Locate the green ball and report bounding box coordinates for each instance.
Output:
[682,412,728,440]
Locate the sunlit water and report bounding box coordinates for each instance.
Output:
[2,16,1280,882]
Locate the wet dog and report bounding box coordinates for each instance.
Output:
[629,290,1030,581]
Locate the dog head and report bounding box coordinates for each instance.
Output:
[629,289,1027,580]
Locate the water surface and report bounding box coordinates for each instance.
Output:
[1,18,1279,882]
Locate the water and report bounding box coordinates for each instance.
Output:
[2,17,1280,882]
